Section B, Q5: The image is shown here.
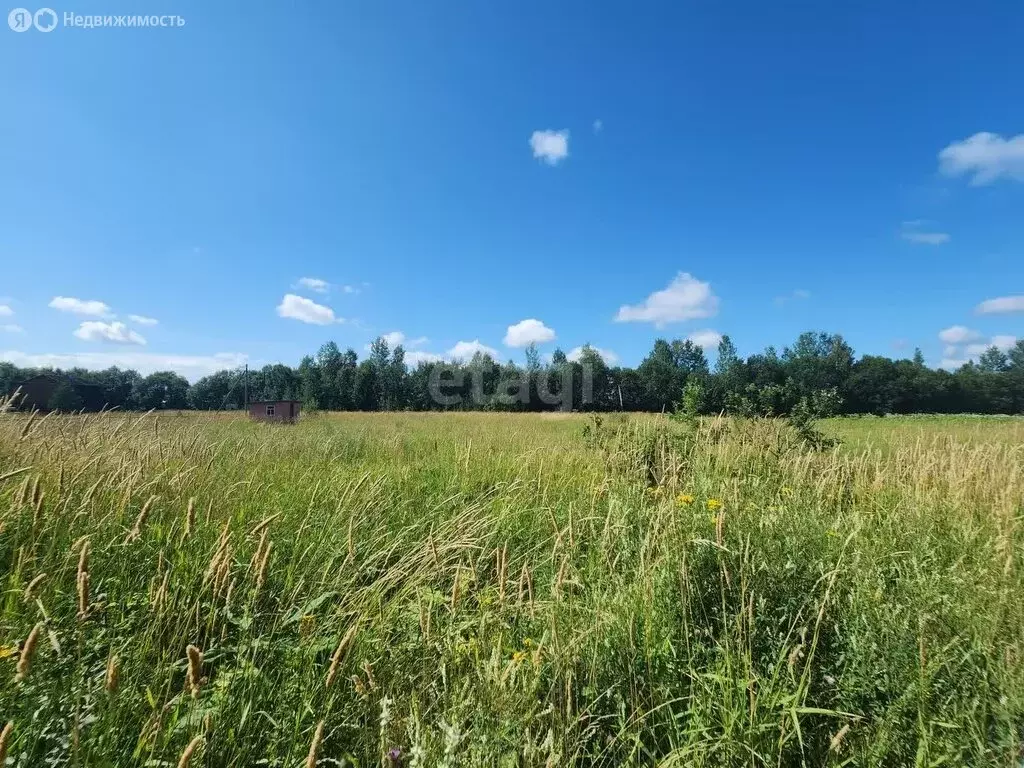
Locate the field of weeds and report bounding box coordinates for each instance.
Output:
[1,410,1022,766]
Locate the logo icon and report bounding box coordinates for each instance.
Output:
[33,6,55,30]
[8,7,32,30]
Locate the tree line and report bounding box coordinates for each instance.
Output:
[2,331,1023,415]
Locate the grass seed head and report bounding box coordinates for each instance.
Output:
[0,721,12,766]
[177,735,204,768]
[105,654,121,694]
[186,644,204,698]
[16,622,43,682]
[23,572,46,602]
[305,720,324,768]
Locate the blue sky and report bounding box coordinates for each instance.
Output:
[2,0,1023,379]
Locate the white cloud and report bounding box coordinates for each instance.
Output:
[901,231,950,245]
[342,285,360,295]
[405,350,444,366]
[276,294,342,325]
[530,129,569,165]
[774,289,811,306]
[297,277,330,293]
[592,119,603,134]
[976,295,1024,314]
[1,324,23,333]
[49,296,113,318]
[128,314,159,326]
[0,350,247,381]
[687,329,723,349]
[940,357,970,371]
[615,272,719,328]
[938,325,983,344]
[504,318,556,347]
[939,132,1024,185]
[73,321,146,346]
[447,340,500,361]
[366,332,428,351]
[966,335,1017,356]
[568,345,619,365]
[0,305,13,317]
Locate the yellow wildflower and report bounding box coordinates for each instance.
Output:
[676,493,695,507]
[781,486,794,496]
[512,651,529,664]
[0,645,16,660]
[707,498,723,511]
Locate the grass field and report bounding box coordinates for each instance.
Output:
[1,410,1023,766]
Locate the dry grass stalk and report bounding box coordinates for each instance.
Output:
[151,569,170,613]
[177,735,204,768]
[325,623,358,689]
[105,654,120,694]
[450,564,462,611]
[186,644,204,698]
[0,721,12,766]
[23,572,46,602]
[76,539,91,619]
[495,545,508,605]
[126,495,159,543]
[183,497,196,541]
[249,512,281,538]
[255,538,272,593]
[16,622,43,682]
[829,723,851,752]
[305,720,324,768]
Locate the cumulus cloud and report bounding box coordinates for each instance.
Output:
[687,329,724,349]
[940,357,970,371]
[276,294,342,325]
[901,230,950,245]
[368,331,428,350]
[0,350,247,381]
[568,345,619,365]
[447,340,500,361]
[297,277,330,293]
[615,272,719,328]
[49,296,112,317]
[966,335,1017,356]
[938,325,983,344]
[73,321,146,345]
[530,129,569,165]
[976,295,1024,314]
[939,132,1024,185]
[405,350,444,366]
[128,314,159,326]
[1,324,23,333]
[0,305,12,317]
[504,318,556,347]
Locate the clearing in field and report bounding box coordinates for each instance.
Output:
[1,411,1022,766]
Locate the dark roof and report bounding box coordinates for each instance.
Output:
[249,399,301,404]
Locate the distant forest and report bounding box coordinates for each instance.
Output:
[3,331,1024,415]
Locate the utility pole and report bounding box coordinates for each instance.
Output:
[243,364,248,410]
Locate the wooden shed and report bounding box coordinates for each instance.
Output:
[248,399,301,423]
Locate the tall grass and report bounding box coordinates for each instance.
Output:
[0,408,1022,766]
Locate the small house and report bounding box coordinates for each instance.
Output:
[248,399,301,423]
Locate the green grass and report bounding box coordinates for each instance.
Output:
[1,410,1022,766]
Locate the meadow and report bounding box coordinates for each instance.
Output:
[1,409,1022,766]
